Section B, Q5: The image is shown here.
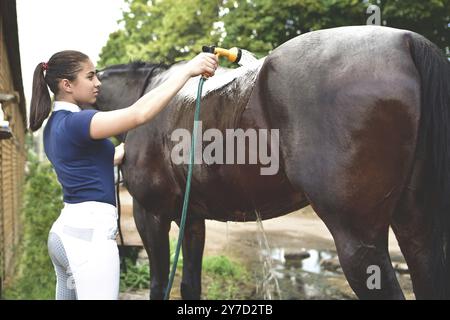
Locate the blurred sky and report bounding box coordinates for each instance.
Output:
[16,0,127,108]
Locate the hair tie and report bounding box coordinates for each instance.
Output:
[42,62,48,71]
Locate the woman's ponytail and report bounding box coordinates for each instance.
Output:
[29,50,89,131]
[29,62,51,131]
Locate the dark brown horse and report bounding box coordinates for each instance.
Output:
[95,26,450,300]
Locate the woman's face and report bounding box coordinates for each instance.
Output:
[71,59,101,105]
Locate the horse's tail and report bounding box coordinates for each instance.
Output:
[409,33,450,299]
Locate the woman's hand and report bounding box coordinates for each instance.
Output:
[114,142,125,166]
[183,53,219,78]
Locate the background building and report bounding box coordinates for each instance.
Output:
[0,0,27,296]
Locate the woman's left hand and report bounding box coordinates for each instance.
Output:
[114,142,125,166]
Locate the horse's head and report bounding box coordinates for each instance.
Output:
[93,62,168,141]
[94,61,168,112]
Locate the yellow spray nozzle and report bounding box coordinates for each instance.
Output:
[202,45,242,63]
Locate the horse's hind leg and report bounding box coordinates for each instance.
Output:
[391,159,435,299]
[177,217,205,300]
[320,210,404,299]
[133,199,171,300]
[292,100,418,299]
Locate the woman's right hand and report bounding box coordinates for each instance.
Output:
[184,53,219,78]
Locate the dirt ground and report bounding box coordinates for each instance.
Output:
[118,189,414,300]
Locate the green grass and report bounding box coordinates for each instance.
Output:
[120,244,252,300]
[202,255,251,300]
[120,238,184,292]
[120,258,150,291]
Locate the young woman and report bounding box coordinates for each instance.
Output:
[29,50,218,299]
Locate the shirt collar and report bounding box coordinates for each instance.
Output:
[53,101,81,113]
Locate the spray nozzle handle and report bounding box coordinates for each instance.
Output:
[202,45,216,54]
[201,45,242,64]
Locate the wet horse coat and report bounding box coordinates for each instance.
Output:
[95,26,450,299]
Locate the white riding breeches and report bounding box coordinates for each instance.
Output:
[48,201,120,300]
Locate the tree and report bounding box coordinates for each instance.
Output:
[220,0,449,57]
[98,0,221,67]
[98,0,449,67]
[220,0,367,57]
[380,0,449,52]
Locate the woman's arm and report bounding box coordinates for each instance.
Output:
[90,53,218,140]
[113,142,125,166]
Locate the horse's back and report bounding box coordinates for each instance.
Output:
[248,25,422,216]
[260,25,421,114]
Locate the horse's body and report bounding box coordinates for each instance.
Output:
[95,26,450,299]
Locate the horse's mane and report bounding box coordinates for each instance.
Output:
[101,60,171,74]
[130,60,170,72]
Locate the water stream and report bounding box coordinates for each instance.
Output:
[252,211,355,299]
[237,49,259,66]
[255,210,283,300]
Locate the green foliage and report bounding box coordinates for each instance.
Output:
[98,0,449,68]
[202,255,250,300]
[120,258,150,291]
[4,149,63,299]
[380,0,449,50]
[98,0,221,67]
[120,238,183,292]
[203,255,244,277]
[221,0,366,57]
[120,243,251,299]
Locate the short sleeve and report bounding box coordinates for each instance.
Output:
[64,109,98,146]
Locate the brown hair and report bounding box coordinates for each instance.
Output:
[29,50,89,131]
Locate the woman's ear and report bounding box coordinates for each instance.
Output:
[60,79,73,94]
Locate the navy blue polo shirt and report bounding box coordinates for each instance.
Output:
[43,101,116,206]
